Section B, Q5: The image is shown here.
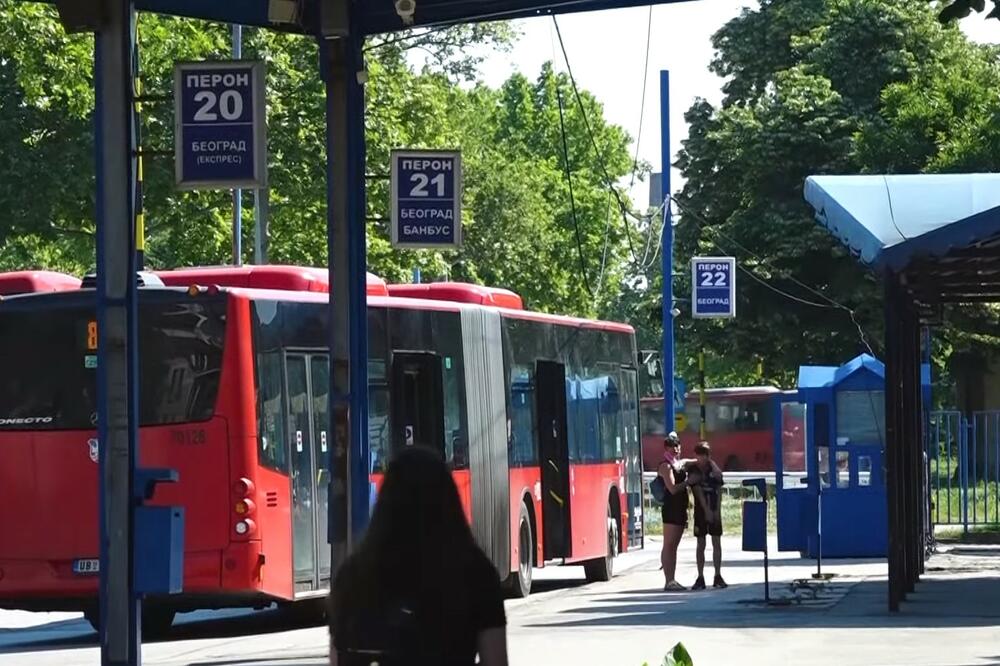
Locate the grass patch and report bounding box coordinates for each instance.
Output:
[644,489,777,537]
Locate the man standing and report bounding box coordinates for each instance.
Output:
[689,441,727,590]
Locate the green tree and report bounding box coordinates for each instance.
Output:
[639,0,1000,387]
[0,4,636,319]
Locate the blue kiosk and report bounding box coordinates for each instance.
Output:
[775,354,893,558]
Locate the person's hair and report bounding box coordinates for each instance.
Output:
[334,446,477,605]
[694,441,711,455]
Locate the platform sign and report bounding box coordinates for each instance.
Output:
[691,256,736,318]
[174,61,267,190]
[390,150,462,249]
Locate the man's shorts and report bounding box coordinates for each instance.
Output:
[693,501,723,538]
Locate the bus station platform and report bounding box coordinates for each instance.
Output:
[2,536,999,665]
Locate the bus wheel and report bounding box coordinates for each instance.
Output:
[506,501,533,598]
[83,608,100,634]
[82,607,176,639]
[584,506,618,583]
[141,608,176,639]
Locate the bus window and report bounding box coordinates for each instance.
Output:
[257,351,288,471]
[509,368,537,466]
[0,296,226,431]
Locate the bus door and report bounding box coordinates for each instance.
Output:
[390,351,445,456]
[536,360,571,559]
[773,395,810,553]
[619,367,644,548]
[285,352,331,591]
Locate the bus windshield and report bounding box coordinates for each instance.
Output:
[0,294,227,430]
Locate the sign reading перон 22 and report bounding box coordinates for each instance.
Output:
[691,257,736,318]
[390,150,462,249]
[174,61,267,190]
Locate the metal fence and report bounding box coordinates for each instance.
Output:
[927,410,1000,530]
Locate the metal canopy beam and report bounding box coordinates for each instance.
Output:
[75,0,695,34]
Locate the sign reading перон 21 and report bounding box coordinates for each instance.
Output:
[691,257,736,318]
[391,150,462,249]
[174,61,267,190]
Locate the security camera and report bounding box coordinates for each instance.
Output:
[395,0,416,25]
[670,308,681,317]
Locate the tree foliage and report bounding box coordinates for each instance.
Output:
[0,2,638,319]
[657,0,1000,387]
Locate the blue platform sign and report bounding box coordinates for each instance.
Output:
[174,61,267,190]
[390,150,463,249]
[691,256,736,318]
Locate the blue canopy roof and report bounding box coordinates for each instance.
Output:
[804,174,1000,271]
[798,354,884,389]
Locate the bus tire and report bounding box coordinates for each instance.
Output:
[584,505,618,583]
[141,608,176,639]
[83,606,176,639]
[506,501,533,598]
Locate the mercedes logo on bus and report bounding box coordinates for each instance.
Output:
[88,438,99,464]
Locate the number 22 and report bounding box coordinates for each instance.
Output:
[700,271,727,287]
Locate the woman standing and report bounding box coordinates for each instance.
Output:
[329,446,509,666]
[658,432,697,591]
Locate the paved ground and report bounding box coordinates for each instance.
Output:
[2,536,999,666]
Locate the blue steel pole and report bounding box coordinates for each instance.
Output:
[660,70,674,431]
[345,31,370,539]
[321,20,370,573]
[95,1,141,663]
[232,24,243,266]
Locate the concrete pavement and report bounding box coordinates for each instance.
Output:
[1,536,998,665]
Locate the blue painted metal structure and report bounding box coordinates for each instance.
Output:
[804,172,1000,608]
[804,173,1000,270]
[776,355,893,558]
[660,71,674,434]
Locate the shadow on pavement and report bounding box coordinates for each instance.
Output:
[0,605,328,655]
[527,574,1000,630]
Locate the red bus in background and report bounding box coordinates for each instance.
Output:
[0,270,81,296]
[0,265,643,631]
[640,386,780,472]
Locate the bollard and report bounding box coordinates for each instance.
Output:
[741,477,769,602]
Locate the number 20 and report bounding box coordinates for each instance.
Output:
[700,270,727,287]
[193,90,244,122]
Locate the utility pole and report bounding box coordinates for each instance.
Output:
[660,70,675,433]
[232,24,243,266]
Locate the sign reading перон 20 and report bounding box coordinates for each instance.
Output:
[390,150,462,249]
[174,61,267,190]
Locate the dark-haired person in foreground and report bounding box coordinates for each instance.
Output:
[329,446,509,666]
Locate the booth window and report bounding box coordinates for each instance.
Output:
[835,390,886,445]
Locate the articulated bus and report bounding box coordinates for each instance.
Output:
[640,387,780,472]
[0,265,643,632]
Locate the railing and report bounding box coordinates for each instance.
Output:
[928,410,1000,530]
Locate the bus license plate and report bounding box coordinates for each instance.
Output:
[72,559,100,575]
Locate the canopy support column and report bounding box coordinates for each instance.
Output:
[320,10,370,576]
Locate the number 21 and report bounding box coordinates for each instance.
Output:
[409,173,446,197]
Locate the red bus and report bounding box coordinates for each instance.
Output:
[0,265,643,631]
[640,386,780,472]
[0,270,81,295]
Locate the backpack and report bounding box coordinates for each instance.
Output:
[650,475,667,505]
